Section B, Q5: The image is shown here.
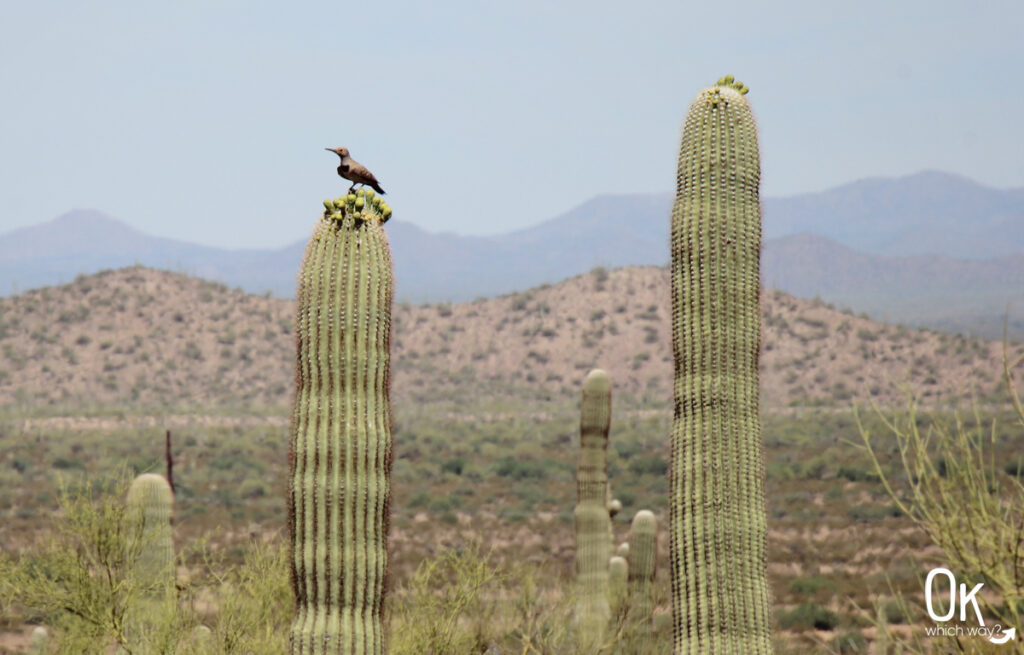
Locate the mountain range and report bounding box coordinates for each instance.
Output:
[1,170,1021,338]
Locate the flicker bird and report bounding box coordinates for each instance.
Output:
[325,147,386,195]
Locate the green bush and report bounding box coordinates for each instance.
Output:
[441,456,467,476]
[11,455,33,473]
[51,457,85,471]
[407,491,431,508]
[237,478,267,499]
[0,475,292,654]
[493,456,547,480]
[847,503,901,522]
[628,455,668,476]
[883,599,909,624]
[1004,458,1024,477]
[779,603,839,631]
[797,457,828,480]
[832,632,866,653]
[428,496,458,513]
[859,357,1024,639]
[390,543,502,654]
[836,465,878,482]
[788,575,837,597]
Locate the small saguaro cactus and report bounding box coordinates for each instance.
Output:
[627,510,657,627]
[28,626,48,655]
[668,76,773,653]
[289,190,394,655]
[575,368,613,650]
[124,473,175,651]
[125,473,175,594]
[609,555,629,615]
[192,625,214,654]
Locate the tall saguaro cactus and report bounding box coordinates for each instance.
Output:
[289,190,394,655]
[668,76,773,653]
[575,368,613,650]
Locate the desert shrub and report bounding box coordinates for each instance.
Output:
[847,503,901,522]
[779,603,839,631]
[493,456,548,480]
[428,496,459,513]
[836,465,878,482]
[51,457,85,471]
[765,460,796,481]
[860,349,1024,650]
[1004,458,1024,477]
[441,456,467,476]
[201,539,291,655]
[0,473,292,654]
[9,455,32,474]
[237,478,267,499]
[0,475,188,652]
[390,543,503,655]
[406,490,431,509]
[788,575,838,597]
[882,599,909,624]
[628,455,668,476]
[613,440,642,460]
[832,631,866,653]
[794,456,827,479]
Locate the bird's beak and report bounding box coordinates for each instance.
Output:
[325,147,335,153]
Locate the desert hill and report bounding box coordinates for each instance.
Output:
[2,171,1023,339]
[0,266,1016,413]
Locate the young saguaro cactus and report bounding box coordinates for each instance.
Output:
[608,555,629,615]
[126,473,175,594]
[28,626,48,655]
[124,473,175,651]
[627,510,657,627]
[575,368,613,650]
[668,76,773,653]
[288,189,394,655]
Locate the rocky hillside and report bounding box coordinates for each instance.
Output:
[0,266,1016,412]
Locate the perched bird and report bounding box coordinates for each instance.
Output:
[325,147,385,195]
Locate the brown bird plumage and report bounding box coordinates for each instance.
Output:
[325,147,385,195]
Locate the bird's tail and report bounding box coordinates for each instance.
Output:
[371,181,386,195]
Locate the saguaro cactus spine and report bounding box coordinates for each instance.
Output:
[575,368,613,649]
[668,77,773,653]
[289,190,394,655]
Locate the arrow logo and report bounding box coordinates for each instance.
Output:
[990,627,1016,644]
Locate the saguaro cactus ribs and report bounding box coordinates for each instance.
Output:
[288,189,394,655]
[668,76,773,654]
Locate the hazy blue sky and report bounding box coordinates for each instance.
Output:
[2,1,1022,248]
